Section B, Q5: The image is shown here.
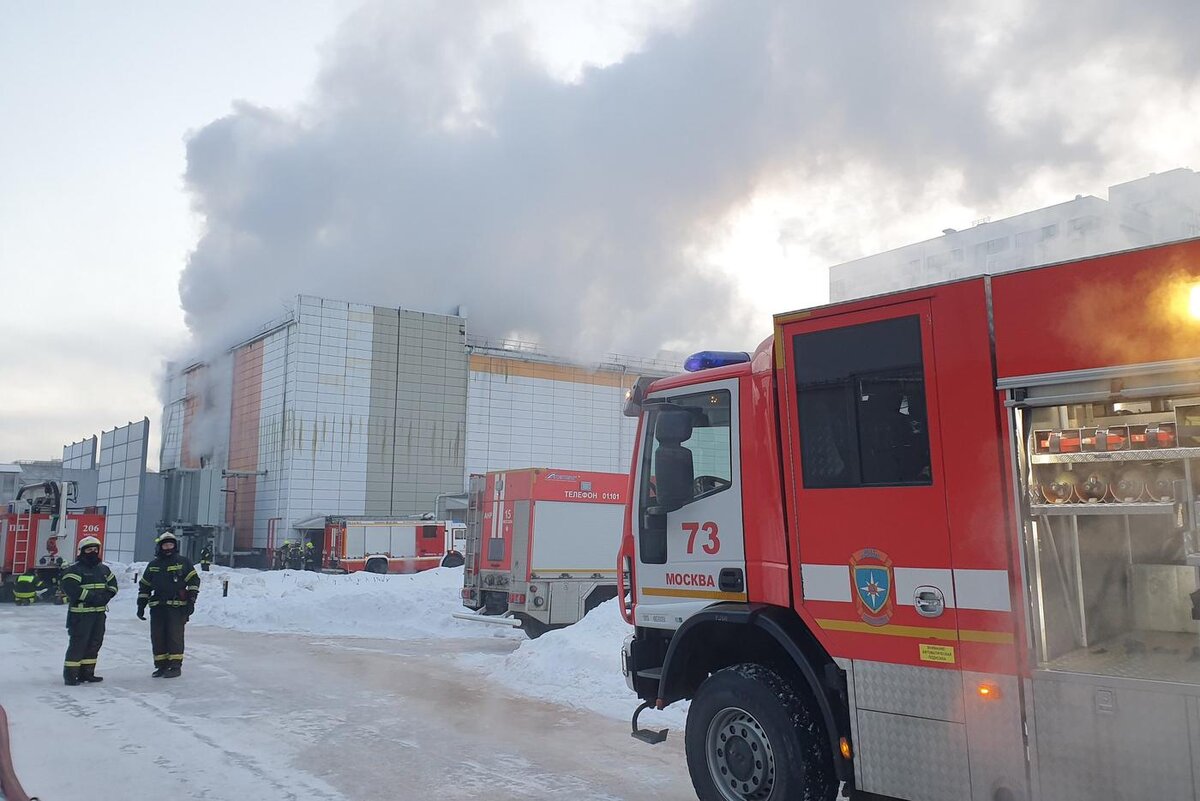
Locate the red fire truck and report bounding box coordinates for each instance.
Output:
[1,481,107,595]
[459,468,626,637]
[619,238,1200,801]
[320,517,460,574]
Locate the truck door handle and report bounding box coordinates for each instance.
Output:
[719,568,744,594]
[914,585,945,618]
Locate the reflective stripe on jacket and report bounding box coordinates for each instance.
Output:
[60,561,117,613]
[14,573,42,599]
[138,555,200,607]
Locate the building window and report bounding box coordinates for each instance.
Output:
[794,315,932,488]
[1041,224,1059,240]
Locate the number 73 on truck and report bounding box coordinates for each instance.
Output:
[619,238,1200,801]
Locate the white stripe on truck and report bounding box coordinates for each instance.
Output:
[800,563,1010,612]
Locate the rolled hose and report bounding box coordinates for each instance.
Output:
[0,704,36,801]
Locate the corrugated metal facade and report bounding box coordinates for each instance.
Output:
[465,353,645,477]
[162,295,671,550]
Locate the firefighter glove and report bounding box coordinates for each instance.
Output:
[136,603,146,620]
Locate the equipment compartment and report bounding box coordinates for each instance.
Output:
[1017,395,1200,675]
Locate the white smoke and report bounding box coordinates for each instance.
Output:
[177,0,1200,355]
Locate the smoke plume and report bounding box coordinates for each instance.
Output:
[178,0,1200,355]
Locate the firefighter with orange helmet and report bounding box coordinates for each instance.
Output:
[60,536,118,685]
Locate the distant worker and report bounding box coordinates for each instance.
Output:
[136,532,200,678]
[199,544,213,572]
[288,542,303,571]
[50,558,66,604]
[60,537,118,685]
[13,570,44,605]
[304,540,317,571]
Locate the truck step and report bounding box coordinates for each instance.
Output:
[630,700,669,745]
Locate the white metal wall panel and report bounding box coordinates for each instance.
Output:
[530,501,624,572]
[96,419,150,563]
[466,367,644,478]
[158,368,188,471]
[62,437,97,470]
[284,298,372,533]
[251,327,291,548]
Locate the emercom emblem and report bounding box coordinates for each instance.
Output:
[850,547,894,626]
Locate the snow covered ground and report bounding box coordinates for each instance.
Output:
[2,563,697,800]
[109,562,687,729]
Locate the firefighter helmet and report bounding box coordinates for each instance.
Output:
[156,532,178,545]
[77,536,102,554]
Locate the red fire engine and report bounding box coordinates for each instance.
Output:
[1,481,107,594]
[619,238,1200,801]
[320,517,459,574]
[459,468,626,636]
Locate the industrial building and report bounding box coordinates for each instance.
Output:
[829,168,1200,301]
[159,295,674,562]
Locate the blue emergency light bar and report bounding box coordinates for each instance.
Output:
[683,350,751,372]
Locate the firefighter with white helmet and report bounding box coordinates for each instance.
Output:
[136,532,200,678]
[60,535,118,685]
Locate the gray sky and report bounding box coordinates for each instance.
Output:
[3,0,1199,465]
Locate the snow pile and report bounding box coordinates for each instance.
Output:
[469,598,688,727]
[120,563,519,642]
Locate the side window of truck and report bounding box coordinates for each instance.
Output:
[638,390,733,564]
[793,315,932,488]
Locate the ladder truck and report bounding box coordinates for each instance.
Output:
[619,238,1200,801]
[2,481,106,600]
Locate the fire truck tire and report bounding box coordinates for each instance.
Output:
[365,558,389,574]
[685,663,836,801]
[517,615,550,639]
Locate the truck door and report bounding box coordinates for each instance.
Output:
[633,377,746,628]
[782,302,967,801]
[784,301,959,649]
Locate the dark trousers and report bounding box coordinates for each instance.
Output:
[64,613,106,680]
[150,607,188,669]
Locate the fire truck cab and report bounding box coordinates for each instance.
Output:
[619,238,1200,801]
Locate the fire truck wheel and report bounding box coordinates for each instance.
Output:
[517,615,550,639]
[685,663,836,801]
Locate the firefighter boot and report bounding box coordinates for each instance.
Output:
[162,666,181,679]
[152,667,166,677]
[80,665,104,683]
[63,667,81,686]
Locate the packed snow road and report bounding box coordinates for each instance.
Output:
[0,603,693,801]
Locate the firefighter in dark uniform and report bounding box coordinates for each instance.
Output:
[199,544,213,572]
[304,540,317,571]
[60,536,118,685]
[137,532,200,678]
[14,570,44,605]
